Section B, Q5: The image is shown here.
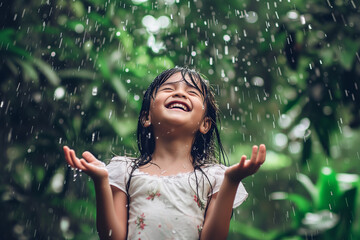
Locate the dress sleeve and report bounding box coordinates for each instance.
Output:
[106,156,131,195]
[209,165,249,208]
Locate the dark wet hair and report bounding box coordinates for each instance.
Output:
[136,66,227,166]
[126,67,227,212]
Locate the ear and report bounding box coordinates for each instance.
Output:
[199,117,211,134]
[141,112,152,127]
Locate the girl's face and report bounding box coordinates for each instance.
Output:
[145,72,211,136]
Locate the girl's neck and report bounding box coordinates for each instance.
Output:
[152,134,194,165]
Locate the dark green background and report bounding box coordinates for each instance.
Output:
[1,0,359,239]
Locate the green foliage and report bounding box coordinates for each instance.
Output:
[269,167,359,239]
[1,0,360,239]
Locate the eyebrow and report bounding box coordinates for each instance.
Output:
[161,79,200,90]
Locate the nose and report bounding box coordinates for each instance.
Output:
[172,87,187,99]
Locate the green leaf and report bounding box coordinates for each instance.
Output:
[301,136,312,165]
[270,192,312,214]
[14,58,39,82]
[339,39,360,70]
[299,210,339,235]
[229,220,276,239]
[283,92,303,113]
[316,167,340,211]
[334,187,357,239]
[109,76,128,102]
[88,12,111,26]
[118,31,134,53]
[312,122,330,156]
[33,58,61,86]
[296,173,318,204]
[97,56,111,79]
[58,69,98,80]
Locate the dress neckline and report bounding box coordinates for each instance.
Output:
[134,168,195,179]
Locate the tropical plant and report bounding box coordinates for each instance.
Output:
[269,167,359,240]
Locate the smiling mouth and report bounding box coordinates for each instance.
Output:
[167,102,190,112]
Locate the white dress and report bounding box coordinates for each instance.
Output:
[107,156,248,240]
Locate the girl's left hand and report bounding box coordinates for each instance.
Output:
[225,144,266,184]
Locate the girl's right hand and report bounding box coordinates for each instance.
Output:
[63,146,108,181]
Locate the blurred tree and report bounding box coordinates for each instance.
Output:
[1,0,359,239]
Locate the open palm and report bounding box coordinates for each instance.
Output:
[225,144,266,184]
[63,146,108,181]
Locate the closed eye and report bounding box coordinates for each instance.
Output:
[161,87,174,91]
[188,90,200,96]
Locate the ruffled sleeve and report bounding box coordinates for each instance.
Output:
[208,165,249,208]
[106,156,132,195]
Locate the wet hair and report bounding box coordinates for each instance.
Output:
[136,66,226,166]
[126,67,227,211]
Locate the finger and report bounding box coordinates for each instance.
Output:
[250,145,259,163]
[69,149,86,170]
[80,158,104,171]
[256,144,266,165]
[82,151,98,163]
[63,146,75,167]
[238,155,247,169]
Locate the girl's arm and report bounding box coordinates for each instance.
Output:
[64,146,128,240]
[201,144,266,240]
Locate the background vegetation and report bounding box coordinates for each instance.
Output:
[1,0,359,239]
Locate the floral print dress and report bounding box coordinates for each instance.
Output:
[107,157,248,240]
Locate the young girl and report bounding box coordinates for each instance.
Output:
[63,67,266,240]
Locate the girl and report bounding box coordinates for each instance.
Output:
[64,67,266,240]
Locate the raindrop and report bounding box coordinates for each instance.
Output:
[326,0,334,8]
[73,169,77,181]
[303,129,311,141]
[300,15,306,25]
[289,141,301,154]
[223,34,231,42]
[251,76,264,87]
[54,87,65,99]
[275,133,288,148]
[245,11,258,23]
[92,87,98,96]
[74,23,85,33]
[60,217,70,232]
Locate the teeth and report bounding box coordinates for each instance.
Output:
[169,103,188,111]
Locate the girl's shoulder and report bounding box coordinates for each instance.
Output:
[109,155,136,163]
[106,155,136,193]
[200,163,227,174]
[106,155,138,176]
